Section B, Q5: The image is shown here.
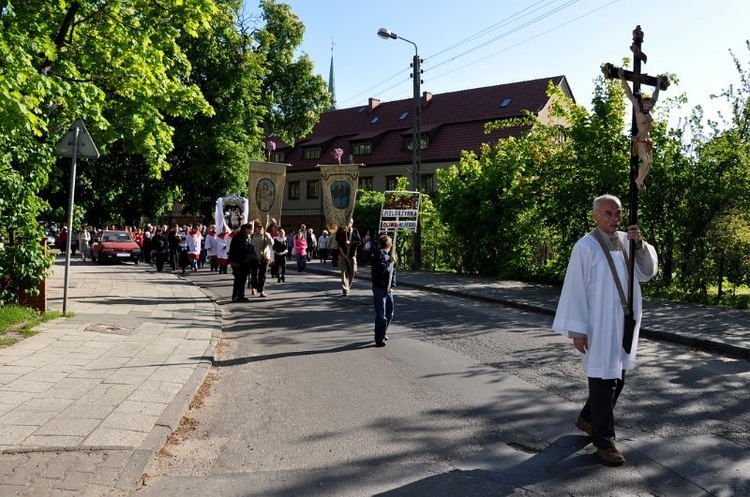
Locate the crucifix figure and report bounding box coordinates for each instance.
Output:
[601,25,669,353]
[619,67,667,190]
[603,26,670,191]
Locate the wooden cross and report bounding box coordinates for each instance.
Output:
[601,25,669,354]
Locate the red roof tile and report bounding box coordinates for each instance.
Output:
[273,75,572,172]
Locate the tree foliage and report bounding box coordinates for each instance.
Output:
[437,91,575,278]
[254,0,331,144]
[353,188,385,240]
[2,0,216,302]
[1,0,330,304]
[165,0,330,221]
[431,54,750,305]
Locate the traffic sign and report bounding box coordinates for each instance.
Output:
[55,119,99,158]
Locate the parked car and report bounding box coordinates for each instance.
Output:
[43,228,56,248]
[91,231,141,264]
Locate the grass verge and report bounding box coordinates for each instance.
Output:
[0,304,63,348]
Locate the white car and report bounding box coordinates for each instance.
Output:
[43,228,56,248]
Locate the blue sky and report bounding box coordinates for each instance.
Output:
[248,0,750,128]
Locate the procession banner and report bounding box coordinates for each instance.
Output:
[248,161,289,226]
[215,195,249,233]
[319,163,361,231]
[379,191,421,233]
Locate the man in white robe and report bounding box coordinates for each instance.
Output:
[553,194,657,465]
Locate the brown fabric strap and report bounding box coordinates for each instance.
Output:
[592,229,630,316]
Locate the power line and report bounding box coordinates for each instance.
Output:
[426,0,561,60]
[338,0,620,107]
[339,1,565,107]
[425,0,582,73]
[338,68,411,108]
[427,0,621,85]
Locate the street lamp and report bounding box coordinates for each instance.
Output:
[377,28,422,270]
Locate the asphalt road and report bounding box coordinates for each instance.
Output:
[137,267,750,496]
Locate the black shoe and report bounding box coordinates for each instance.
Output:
[375,341,386,347]
[236,297,250,302]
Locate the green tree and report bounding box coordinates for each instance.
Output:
[650,43,750,300]
[1,0,216,304]
[541,77,629,253]
[437,127,554,277]
[354,189,384,240]
[164,0,331,221]
[674,124,750,296]
[254,0,331,144]
[435,77,639,280]
[163,0,266,221]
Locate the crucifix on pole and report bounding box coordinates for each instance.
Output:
[601,25,669,353]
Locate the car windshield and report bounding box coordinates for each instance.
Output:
[102,232,132,242]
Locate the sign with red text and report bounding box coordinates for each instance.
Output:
[379,191,421,233]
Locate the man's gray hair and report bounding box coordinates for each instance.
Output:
[593,194,622,214]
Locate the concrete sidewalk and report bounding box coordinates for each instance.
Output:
[307,260,750,361]
[0,258,219,495]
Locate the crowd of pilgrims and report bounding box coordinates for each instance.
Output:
[59,221,375,297]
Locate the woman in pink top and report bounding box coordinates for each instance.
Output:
[294,230,308,274]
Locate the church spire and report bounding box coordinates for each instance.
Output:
[327,40,336,111]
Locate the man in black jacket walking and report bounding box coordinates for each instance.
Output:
[228,224,254,302]
[152,228,169,272]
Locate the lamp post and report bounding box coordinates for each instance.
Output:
[377,28,422,270]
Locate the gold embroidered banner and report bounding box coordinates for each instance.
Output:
[248,161,289,226]
[319,163,361,232]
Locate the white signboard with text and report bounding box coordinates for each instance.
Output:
[379,191,421,233]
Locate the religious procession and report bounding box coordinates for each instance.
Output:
[5,2,750,494]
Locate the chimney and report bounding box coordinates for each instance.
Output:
[368,98,381,112]
[422,91,433,106]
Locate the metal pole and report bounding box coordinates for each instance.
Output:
[412,52,421,193]
[411,51,422,270]
[62,126,79,314]
[376,29,423,270]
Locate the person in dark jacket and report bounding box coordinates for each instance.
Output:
[371,234,396,347]
[152,228,169,272]
[272,229,288,283]
[228,224,254,302]
[167,224,180,269]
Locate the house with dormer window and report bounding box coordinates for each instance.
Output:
[269,75,574,230]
